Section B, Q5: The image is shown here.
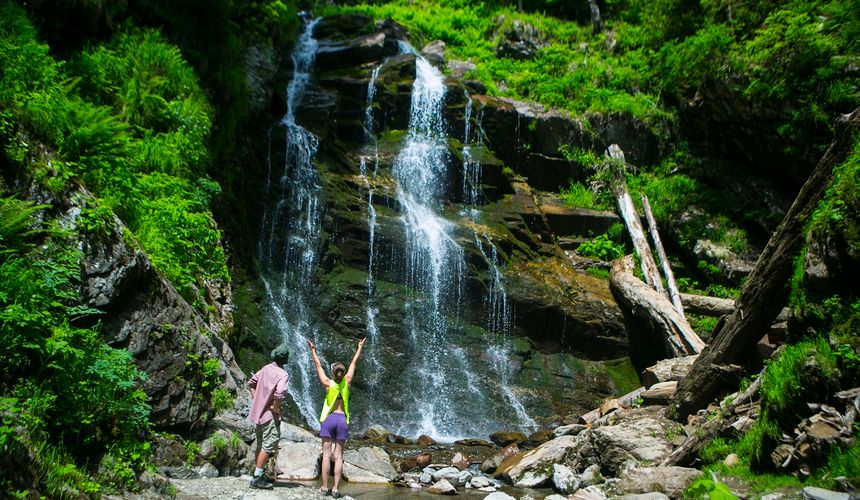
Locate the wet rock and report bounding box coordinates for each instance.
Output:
[400,452,432,472]
[455,439,494,447]
[552,463,580,494]
[458,469,473,486]
[484,492,516,500]
[315,32,390,71]
[418,434,437,446]
[641,356,697,388]
[452,451,470,470]
[421,40,446,69]
[343,446,397,483]
[614,466,703,498]
[432,466,462,483]
[470,475,491,488]
[641,381,677,406]
[364,424,392,443]
[481,443,520,473]
[495,435,579,487]
[490,430,527,447]
[427,478,458,495]
[527,429,555,446]
[420,470,433,484]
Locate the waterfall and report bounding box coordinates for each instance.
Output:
[258,16,326,428]
[260,27,537,439]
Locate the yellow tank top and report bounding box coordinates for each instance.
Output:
[320,379,350,424]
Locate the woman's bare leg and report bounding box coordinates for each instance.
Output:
[332,440,345,492]
[320,437,332,491]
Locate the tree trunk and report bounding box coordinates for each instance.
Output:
[610,255,705,358]
[642,194,684,314]
[670,108,860,420]
[608,145,665,296]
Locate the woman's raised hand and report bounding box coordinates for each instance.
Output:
[358,338,366,349]
[307,338,316,351]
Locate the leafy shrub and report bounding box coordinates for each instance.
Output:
[578,233,626,261]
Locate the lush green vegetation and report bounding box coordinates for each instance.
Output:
[0,197,152,496]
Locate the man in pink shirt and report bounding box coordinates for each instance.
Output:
[247,343,290,490]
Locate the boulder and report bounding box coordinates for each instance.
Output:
[448,59,476,79]
[364,424,392,443]
[494,435,579,487]
[400,452,432,472]
[613,494,670,500]
[418,434,437,446]
[469,475,492,488]
[490,430,527,447]
[614,466,703,498]
[427,479,458,495]
[343,446,397,483]
[455,439,494,447]
[457,469,473,486]
[552,463,580,494]
[641,381,677,406]
[580,408,677,475]
[275,442,320,480]
[494,18,548,60]
[315,32,390,71]
[481,443,520,473]
[641,356,698,388]
[451,451,470,470]
[580,463,603,487]
[420,40,446,69]
[432,466,462,483]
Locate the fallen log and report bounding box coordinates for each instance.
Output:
[610,255,705,358]
[642,194,683,314]
[680,293,789,321]
[608,145,665,296]
[661,371,762,466]
[670,107,860,420]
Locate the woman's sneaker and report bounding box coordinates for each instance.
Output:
[250,475,274,489]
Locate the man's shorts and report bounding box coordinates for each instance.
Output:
[320,412,348,441]
[255,417,281,453]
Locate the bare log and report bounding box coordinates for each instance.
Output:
[680,293,790,321]
[670,108,860,420]
[610,255,705,357]
[608,145,665,296]
[661,372,762,466]
[642,194,683,314]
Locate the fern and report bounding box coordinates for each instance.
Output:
[0,197,49,255]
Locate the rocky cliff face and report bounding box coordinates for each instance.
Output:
[16,175,249,432]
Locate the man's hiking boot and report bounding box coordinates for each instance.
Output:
[249,475,274,490]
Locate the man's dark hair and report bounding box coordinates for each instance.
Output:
[271,344,290,365]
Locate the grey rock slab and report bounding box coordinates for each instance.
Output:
[427,478,458,495]
[612,493,670,500]
[482,492,515,500]
[494,434,579,488]
[274,442,319,480]
[280,422,319,444]
[433,466,463,483]
[554,423,589,438]
[343,446,397,483]
[802,487,850,500]
[581,464,604,487]
[572,485,609,500]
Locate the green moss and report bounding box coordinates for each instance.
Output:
[601,357,640,395]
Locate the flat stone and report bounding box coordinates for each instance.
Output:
[641,356,697,387]
[802,487,850,500]
[571,485,608,500]
[343,446,397,483]
[494,435,579,487]
[554,423,588,438]
[483,492,515,500]
[275,442,319,480]
[641,381,677,405]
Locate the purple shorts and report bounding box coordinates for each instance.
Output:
[320,412,348,441]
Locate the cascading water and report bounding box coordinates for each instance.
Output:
[261,25,537,439]
[258,16,327,429]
